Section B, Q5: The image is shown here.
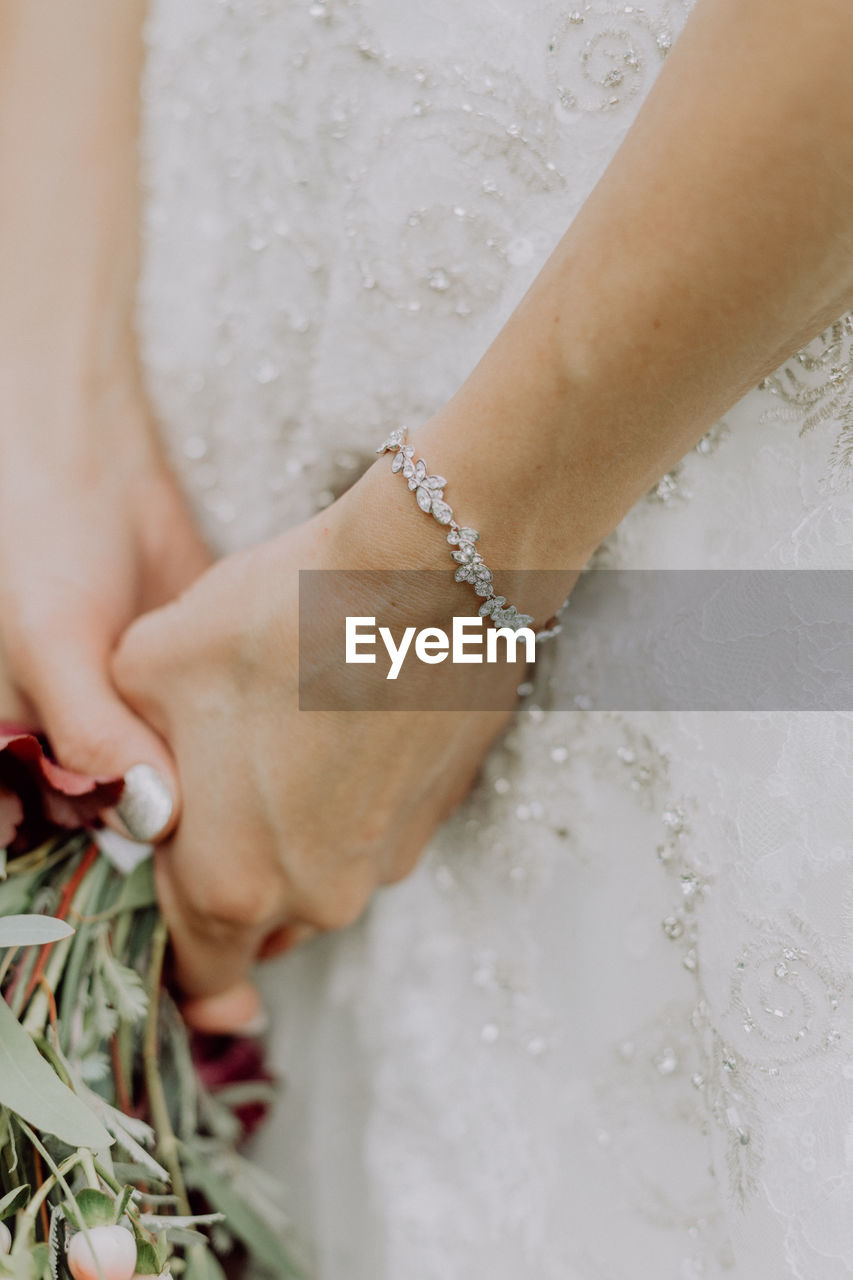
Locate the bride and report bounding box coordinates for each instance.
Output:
[1,0,852,1274]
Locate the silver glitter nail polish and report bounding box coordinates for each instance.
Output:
[116,763,174,842]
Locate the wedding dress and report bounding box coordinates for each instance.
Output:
[136,0,853,1275]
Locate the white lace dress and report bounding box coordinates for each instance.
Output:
[137,1,853,1275]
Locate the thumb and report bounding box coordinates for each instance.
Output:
[19,625,180,843]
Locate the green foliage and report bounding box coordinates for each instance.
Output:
[0,1004,110,1151]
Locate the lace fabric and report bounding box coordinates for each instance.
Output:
[137,1,853,1274]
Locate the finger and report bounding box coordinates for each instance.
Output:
[15,622,179,843]
[155,851,268,1006]
[257,922,319,959]
[181,981,268,1037]
[135,472,214,609]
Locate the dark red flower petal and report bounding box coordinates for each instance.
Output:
[0,722,124,852]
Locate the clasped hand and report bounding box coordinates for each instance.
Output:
[110,475,519,1031]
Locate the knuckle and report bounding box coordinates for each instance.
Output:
[189,873,280,933]
[381,852,419,886]
[300,870,373,933]
[1,599,51,679]
[111,621,152,694]
[49,718,122,775]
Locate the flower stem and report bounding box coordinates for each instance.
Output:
[143,918,191,1216]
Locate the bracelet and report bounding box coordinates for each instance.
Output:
[376,426,563,640]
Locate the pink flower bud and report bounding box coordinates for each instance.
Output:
[0,1221,12,1254]
[67,1225,137,1280]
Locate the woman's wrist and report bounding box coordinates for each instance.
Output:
[0,347,162,492]
[328,424,579,631]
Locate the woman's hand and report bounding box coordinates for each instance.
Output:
[0,0,212,835]
[0,373,211,829]
[110,456,530,1032]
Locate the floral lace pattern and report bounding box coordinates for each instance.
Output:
[137,1,853,1276]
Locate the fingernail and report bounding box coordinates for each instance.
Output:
[116,763,174,842]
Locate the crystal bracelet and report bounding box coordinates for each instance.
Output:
[376,426,563,641]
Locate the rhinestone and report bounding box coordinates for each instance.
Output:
[550,746,569,764]
[680,873,700,901]
[655,1047,678,1075]
[481,1023,500,1044]
[616,746,636,764]
[494,777,511,795]
[662,915,684,940]
[428,267,451,291]
[662,808,685,833]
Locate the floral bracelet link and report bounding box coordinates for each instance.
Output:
[376,426,562,639]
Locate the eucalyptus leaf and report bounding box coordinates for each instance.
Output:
[29,1244,49,1280]
[183,1245,227,1280]
[0,917,74,949]
[0,999,111,1151]
[0,1184,30,1221]
[181,1149,298,1276]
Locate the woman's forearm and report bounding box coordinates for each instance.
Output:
[360,0,853,591]
[0,0,147,413]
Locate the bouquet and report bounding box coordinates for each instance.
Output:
[0,727,299,1280]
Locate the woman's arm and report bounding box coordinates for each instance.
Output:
[113,0,853,1027]
[347,0,853,601]
[0,0,145,413]
[0,1,209,811]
